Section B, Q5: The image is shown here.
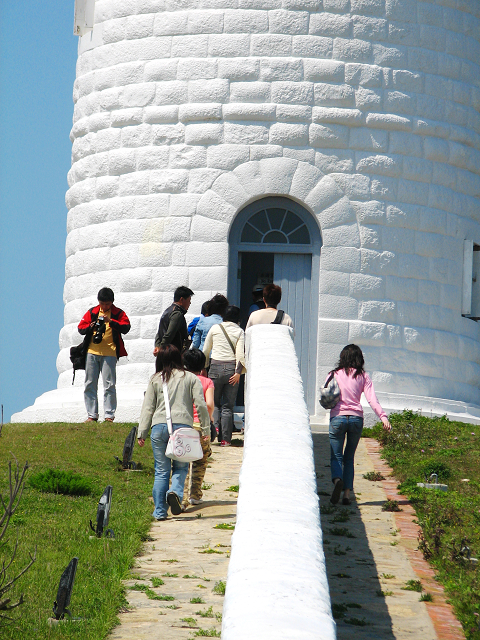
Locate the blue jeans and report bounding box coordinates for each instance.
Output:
[150,423,189,519]
[84,353,117,420]
[329,415,364,491]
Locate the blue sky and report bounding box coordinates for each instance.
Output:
[0,1,78,420]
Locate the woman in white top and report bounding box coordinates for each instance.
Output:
[202,305,246,446]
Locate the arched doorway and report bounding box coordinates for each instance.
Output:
[228,196,322,413]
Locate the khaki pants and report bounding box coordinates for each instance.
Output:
[182,423,211,506]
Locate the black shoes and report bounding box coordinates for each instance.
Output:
[330,479,344,505]
[167,491,183,515]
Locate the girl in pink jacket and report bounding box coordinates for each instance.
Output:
[327,344,391,505]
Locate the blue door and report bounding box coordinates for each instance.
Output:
[274,253,314,412]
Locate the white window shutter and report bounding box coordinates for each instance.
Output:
[74,0,95,37]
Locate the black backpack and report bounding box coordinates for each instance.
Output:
[69,334,90,384]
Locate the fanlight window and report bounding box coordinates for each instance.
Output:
[240,207,311,245]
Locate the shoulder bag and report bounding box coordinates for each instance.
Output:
[271,310,285,324]
[163,380,203,462]
[319,372,341,410]
[219,324,246,374]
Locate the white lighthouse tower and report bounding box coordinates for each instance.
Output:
[13,0,480,423]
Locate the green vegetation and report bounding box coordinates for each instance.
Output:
[199,548,223,554]
[196,606,214,618]
[29,468,93,496]
[181,617,198,627]
[226,485,239,492]
[190,597,205,604]
[192,629,221,637]
[214,522,235,530]
[162,572,178,577]
[362,471,385,481]
[366,411,480,638]
[129,583,174,601]
[202,483,213,490]
[183,574,201,579]
[328,527,356,538]
[420,592,433,602]
[150,577,164,587]
[0,421,155,639]
[331,602,362,620]
[376,589,394,597]
[402,579,423,592]
[382,499,402,512]
[213,580,226,595]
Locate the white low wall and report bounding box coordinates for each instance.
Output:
[222,324,336,640]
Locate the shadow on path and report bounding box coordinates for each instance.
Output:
[312,432,396,640]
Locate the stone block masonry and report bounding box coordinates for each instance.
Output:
[12,0,480,423]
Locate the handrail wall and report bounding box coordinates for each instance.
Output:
[222,324,336,639]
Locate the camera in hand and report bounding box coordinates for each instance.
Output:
[92,316,106,344]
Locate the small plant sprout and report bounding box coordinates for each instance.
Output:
[193,629,221,637]
[226,485,239,492]
[150,577,164,587]
[213,580,226,595]
[190,597,205,604]
[376,589,394,597]
[214,522,235,530]
[161,559,179,563]
[382,573,395,579]
[202,483,213,490]
[420,593,433,602]
[181,617,198,627]
[196,606,214,618]
[162,572,178,577]
[363,471,385,481]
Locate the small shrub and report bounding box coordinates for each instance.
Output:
[363,471,385,481]
[197,584,207,589]
[382,499,402,512]
[28,468,92,496]
[213,580,226,595]
[402,580,422,592]
[332,509,350,523]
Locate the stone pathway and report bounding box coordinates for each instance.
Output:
[110,441,243,639]
[313,428,464,640]
[111,429,464,640]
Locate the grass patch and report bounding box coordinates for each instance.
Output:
[161,558,178,563]
[363,471,385,481]
[345,617,369,626]
[0,421,155,639]
[226,485,239,492]
[214,522,235,530]
[382,499,402,512]
[368,410,480,638]
[162,572,178,577]
[382,573,395,579]
[402,579,423,592]
[190,597,205,604]
[199,548,223,554]
[328,527,356,538]
[129,583,174,601]
[181,617,198,627]
[196,606,214,618]
[376,589,394,597]
[202,483,212,490]
[192,629,221,637]
[420,592,433,602]
[28,468,92,496]
[331,508,350,523]
[183,574,201,579]
[213,580,226,595]
[150,577,164,587]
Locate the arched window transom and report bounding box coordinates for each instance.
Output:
[240,207,311,245]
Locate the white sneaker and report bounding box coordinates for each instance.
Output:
[189,498,203,505]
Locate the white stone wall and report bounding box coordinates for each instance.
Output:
[12,0,480,422]
[223,324,335,639]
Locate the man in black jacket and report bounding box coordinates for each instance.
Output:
[154,286,194,355]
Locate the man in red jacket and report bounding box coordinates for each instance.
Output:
[78,288,130,422]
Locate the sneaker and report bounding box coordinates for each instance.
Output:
[166,491,183,515]
[220,441,231,447]
[153,515,167,521]
[189,498,203,505]
[330,479,344,505]
[342,497,351,506]
[84,417,98,422]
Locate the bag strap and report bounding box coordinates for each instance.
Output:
[324,372,335,388]
[271,310,285,325]
[219,323,236,356]
[162,380,173,436]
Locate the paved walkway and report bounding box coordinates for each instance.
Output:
[111,431,464,640]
